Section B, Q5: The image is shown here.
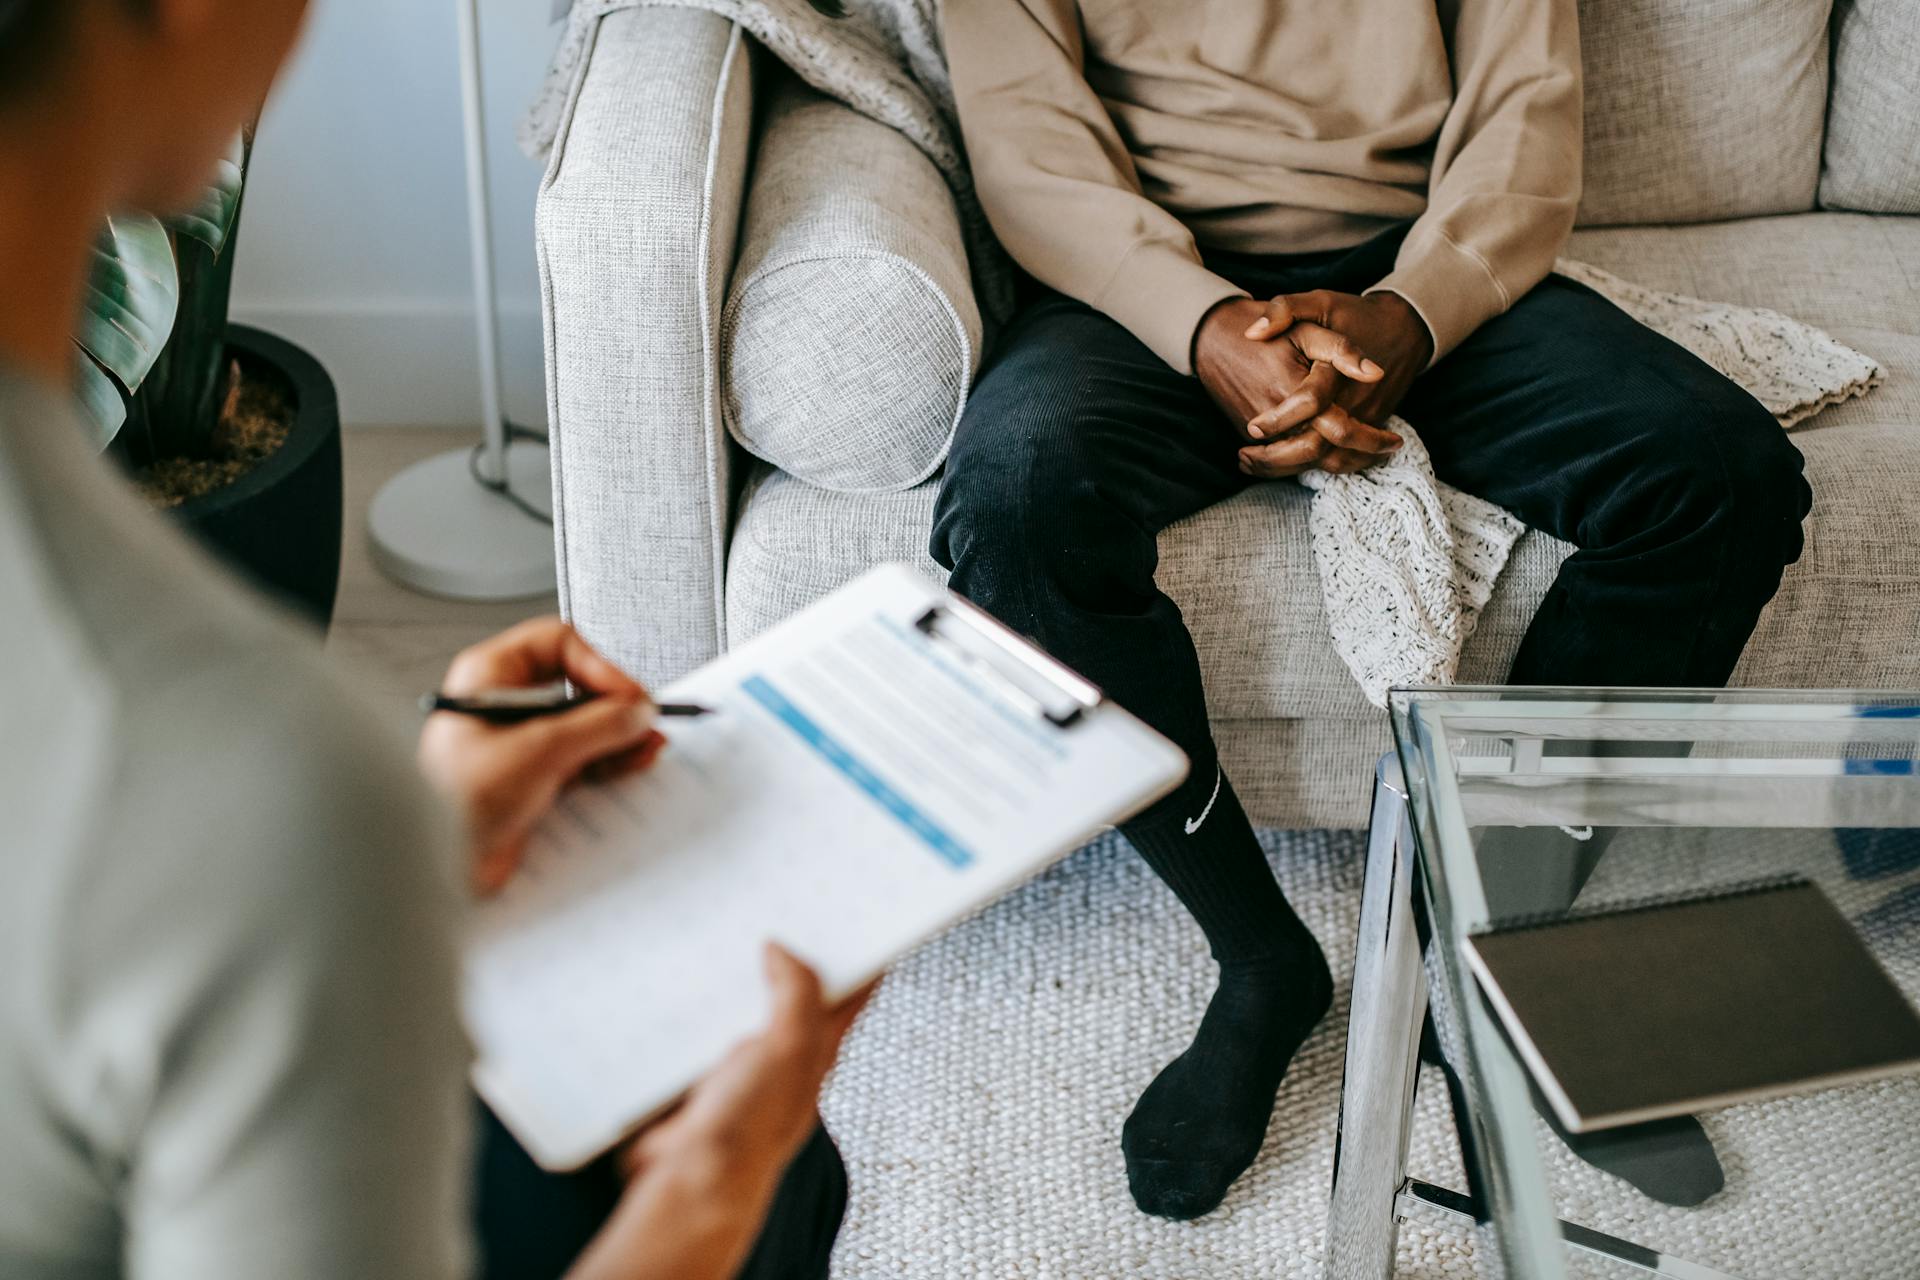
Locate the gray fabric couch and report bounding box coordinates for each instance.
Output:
[537,0,1920,829]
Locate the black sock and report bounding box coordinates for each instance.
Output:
[1117,769,1333,1219]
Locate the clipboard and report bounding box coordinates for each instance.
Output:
[463,564,1190,1170]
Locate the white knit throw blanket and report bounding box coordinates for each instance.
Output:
[528,0,1885,706]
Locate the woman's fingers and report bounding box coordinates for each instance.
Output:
[529,694,659,779]
[822,978,882,1043]
[472,838,528,896]
[555,627,648,697]
[764,945,877,1054]
[763,942,828,1043]
[584,730,670,785]
[622,952,883,1192]
[442,617,573,692]
[442,616,646,698]
[465,697,662,894]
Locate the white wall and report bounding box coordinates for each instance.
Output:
[231,0,562,428]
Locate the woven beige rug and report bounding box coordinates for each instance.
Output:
[821,828,1920,1279]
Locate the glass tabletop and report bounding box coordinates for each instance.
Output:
[1389,688,1920,1280]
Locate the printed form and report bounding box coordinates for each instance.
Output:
[464,565,1187,1169]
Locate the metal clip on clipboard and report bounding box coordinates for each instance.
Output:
[913,599,1104,729]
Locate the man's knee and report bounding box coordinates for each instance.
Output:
[930,400,1151,608]
[1736,428,1812,572]
[1632,386,1811,577]
[929,410,1067,577]
[1703,393,1809,567]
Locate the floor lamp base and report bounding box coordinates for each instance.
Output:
[368,443,557,601]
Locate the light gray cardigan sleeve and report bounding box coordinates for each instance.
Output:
[94,667,472,1280]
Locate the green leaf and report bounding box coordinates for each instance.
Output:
[72,351,131,449]
[77,212,179,406]
[168,132,247,256]
[138,204,245,464]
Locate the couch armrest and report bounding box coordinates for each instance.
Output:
[537,7,755,685]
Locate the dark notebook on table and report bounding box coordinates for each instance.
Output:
[1464,876,1920,1133]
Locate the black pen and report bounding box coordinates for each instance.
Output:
[422,686,716,725]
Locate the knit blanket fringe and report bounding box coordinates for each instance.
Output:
[528,0,1884,707]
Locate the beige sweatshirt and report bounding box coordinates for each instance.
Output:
[943,0,1583,373]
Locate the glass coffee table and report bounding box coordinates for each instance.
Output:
[1325,689,1920,1280]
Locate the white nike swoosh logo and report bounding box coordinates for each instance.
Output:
[1185,767,1223,835]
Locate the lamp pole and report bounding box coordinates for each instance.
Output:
[366,0,557,601]
[458,0,510,485]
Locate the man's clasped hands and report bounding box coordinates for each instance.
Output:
[1193,289,1435,478]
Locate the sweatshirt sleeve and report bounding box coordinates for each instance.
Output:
[1366,0,1583,364]
[941,0,1246,374]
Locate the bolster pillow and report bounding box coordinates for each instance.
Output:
[720,72,981,493]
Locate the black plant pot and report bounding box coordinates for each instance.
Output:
[173,324,343,631]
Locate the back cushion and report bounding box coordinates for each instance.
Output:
[721,72,980,494]
[1576,0,1830,226]
[1820,0,1920,213]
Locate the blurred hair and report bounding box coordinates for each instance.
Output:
[0,0,146,105]
[0,0,71,102]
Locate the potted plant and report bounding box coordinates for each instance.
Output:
[76,128,343,629]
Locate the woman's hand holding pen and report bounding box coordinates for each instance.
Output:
[417,617,668,894]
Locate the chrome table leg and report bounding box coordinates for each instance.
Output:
[1325,753,1430,1280]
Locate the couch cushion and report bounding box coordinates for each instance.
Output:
[720,72,980,494]
[1821,0,1920,214]
[1565,214,1920,394]
[728,214,1920,729]
[1575,0,1829,226]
